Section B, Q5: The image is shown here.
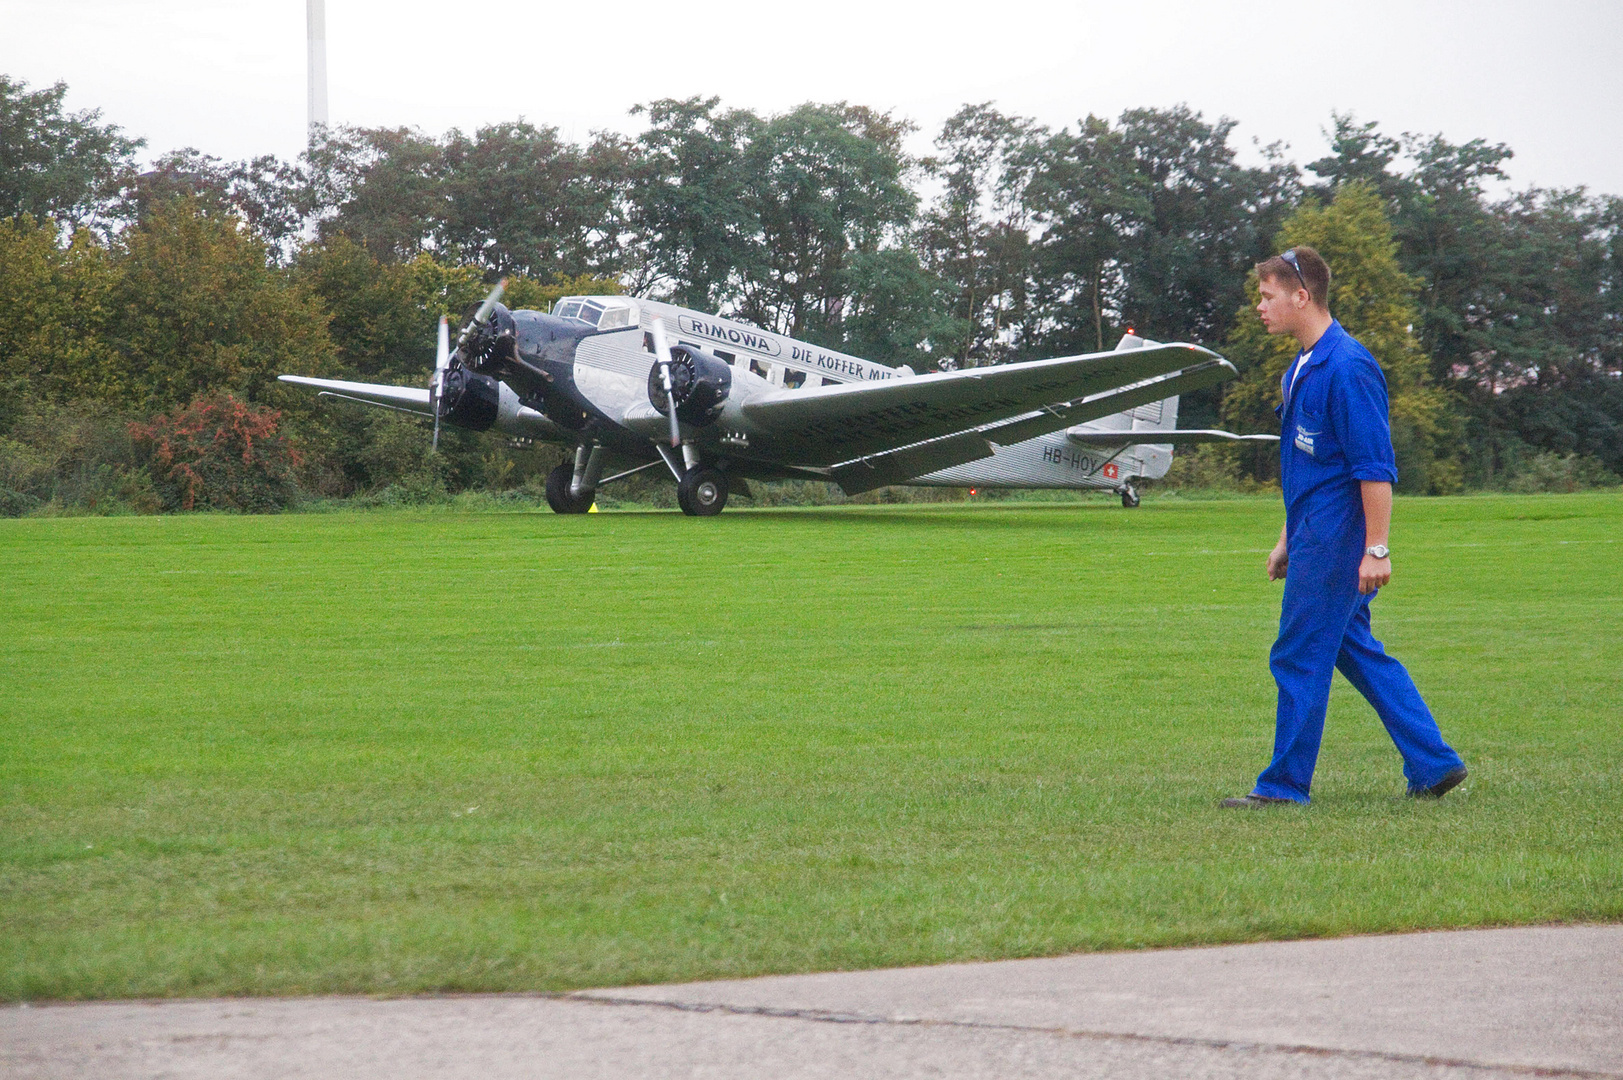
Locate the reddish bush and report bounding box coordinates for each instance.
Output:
[130,394,301,512]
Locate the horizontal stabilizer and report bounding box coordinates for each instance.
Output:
[831,430,996,495]
[1067,428,1280,448]
[278,375,433,416]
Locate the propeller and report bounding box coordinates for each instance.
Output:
[456,277,508,350]
[648,317,683,449]
[431,278,506,453]
[430,315,449,451]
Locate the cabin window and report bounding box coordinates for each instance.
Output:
[581,301,606,325]
[821,377,840,387]
[782,369,807,389]
[598,305,633,329]
[555,300,583,321]
[715,350,736,364]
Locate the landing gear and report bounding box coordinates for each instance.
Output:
[677,467,729,516]
[544,462,594,514]
[1119,483,1140,509]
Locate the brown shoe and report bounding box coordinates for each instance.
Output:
[1219,794,1296,808]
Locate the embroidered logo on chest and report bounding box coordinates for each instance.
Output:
[1294,424,1318,456]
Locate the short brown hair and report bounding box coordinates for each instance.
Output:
[1256,245,1331,309]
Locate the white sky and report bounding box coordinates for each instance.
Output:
[4,0,1620,196]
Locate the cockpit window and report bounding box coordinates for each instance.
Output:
[555,296,639,330]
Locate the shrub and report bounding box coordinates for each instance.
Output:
[1507,451,1621,494]
[130,394,300,511]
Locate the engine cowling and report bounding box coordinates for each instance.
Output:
[648,344,732,425]
[439,366,501,431]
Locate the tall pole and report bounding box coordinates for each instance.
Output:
[306,0,328,144]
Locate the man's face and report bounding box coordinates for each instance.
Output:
[1256,273,1307,336]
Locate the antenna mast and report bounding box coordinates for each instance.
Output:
[306,0,329,144]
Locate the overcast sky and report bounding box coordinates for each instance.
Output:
[4,0,1620,196]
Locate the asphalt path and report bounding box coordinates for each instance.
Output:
[4,925,1619,1079]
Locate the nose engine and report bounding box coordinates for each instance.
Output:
[648,344,731,425]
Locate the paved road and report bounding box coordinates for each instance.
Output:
[4,925,1619,1079]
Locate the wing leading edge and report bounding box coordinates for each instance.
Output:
[278,375,434,416]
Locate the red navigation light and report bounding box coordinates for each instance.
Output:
[969,488,978,496]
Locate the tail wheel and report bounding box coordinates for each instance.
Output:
[545,462,594,514]
[677,467,728,516]
[1120,484,1140,509]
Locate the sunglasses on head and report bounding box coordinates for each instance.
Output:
[1280,249,1308,291]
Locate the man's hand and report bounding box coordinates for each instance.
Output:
[1267,541,1289,581]
[1359,554,1391,594]
[1359,481,1394,594]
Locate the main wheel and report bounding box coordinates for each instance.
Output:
[1120,484,1140,509]
[677,467,728,516]
[544,462,594,514]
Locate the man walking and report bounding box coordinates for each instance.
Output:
[1222,246,1467,807]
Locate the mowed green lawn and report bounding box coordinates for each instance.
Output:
[1,493,1619,1001]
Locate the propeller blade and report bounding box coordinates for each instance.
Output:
[432,315,449,452]
[455,278,508,349]
[649,318,682,449]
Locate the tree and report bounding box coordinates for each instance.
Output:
[1221,183,1460,492]
[117,148,307,261]
[627,97,761,309]
[917,104,1042,366]
[834,247,959,368]
[0,215,116,407]
[736,102,919,344]
[1022,114,1143,357]
[1305,112,1406,204]
[305,125,445,263]
[0,75,142,229]
[438,121,629,279]
[99,198,335,411]
[1112,106,1298,350]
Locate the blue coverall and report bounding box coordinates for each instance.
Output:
[1253,319,1463,803]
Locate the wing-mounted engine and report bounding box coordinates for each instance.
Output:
[437,366,501,431]
[647,343,731,426]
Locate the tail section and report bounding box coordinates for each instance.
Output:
[1064,332,1181,479]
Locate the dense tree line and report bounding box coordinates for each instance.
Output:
[1,74,1618,513]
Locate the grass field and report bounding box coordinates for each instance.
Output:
[2,493,1620,1001]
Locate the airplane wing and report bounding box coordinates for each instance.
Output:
[738,344,1224,466]
[1066,428,1280,448]
[278,375,434,417]
[822,354,1242,493]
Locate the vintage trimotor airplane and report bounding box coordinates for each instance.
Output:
[280,282,1276,515]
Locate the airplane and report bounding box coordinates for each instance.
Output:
[279,282,1276,515]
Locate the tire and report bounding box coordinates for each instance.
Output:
[1120,484,1140,509]
[545,462,594,514]
[677,467,728,516]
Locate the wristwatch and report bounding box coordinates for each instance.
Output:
[1366,544,1390,559]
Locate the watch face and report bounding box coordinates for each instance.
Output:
[1368,545,1389,559]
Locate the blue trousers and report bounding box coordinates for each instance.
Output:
[1254,541,1463,803]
